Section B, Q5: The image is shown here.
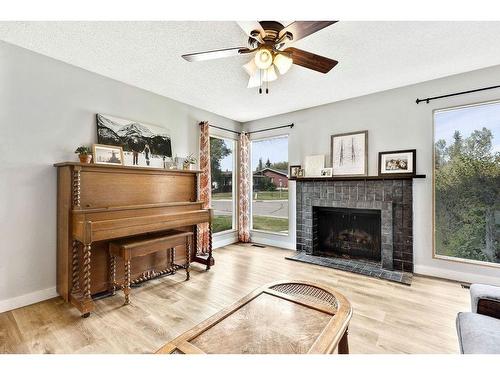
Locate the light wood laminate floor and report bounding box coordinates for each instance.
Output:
[0,243,469,354]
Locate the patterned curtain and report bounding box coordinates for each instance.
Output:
[197,121,211,254]
[238,131,251,242]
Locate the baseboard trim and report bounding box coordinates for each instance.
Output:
[249,232,295,250]
[213,232,238,249]
[414,265,500,286]
[0,287,58,314]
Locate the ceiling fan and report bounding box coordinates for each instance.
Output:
[182,21,339,94]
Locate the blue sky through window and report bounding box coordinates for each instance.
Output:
[251,137,288,171]
[435,101,500,153]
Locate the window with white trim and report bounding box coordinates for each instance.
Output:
[251,136,289,234]
[210,136,236,234]
[434,101,500,265]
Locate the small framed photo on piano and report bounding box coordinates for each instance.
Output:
[92,144,124,166]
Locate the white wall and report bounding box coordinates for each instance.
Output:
[243,64,500,286]
[0,41,242,312]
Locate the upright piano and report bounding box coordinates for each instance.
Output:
[54,162,213,317]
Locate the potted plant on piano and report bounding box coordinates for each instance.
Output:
[183,154,197,170]
[75,145,93,164]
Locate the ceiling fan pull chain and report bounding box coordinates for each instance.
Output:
[259,69,263,94]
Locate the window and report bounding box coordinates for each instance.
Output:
[251,136,289,234]
[434,101,500,266]
[210,136,236,234]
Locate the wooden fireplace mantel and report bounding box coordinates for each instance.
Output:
[289,174,426,182]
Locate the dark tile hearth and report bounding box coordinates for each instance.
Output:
[286,252,413,285]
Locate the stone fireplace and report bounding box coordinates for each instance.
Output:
[295,179,414,275]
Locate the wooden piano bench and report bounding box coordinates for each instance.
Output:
[109,230,193,305]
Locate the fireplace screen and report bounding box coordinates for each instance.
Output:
[314,207,381,261]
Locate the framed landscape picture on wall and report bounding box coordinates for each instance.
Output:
[330,130,368,176]
[378,149,416,177]
[96,114,172,168]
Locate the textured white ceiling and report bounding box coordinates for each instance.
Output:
[2,21,500,122]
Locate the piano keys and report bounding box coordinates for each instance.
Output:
[54,162,213,317]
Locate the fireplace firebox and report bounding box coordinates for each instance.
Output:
[313,207,381,262]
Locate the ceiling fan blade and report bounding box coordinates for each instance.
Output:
[279,21,337,45]
[285,47,338,74]
[182,47,251,62]
[236,21,266,38]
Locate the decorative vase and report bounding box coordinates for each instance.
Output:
[79,154,92,164]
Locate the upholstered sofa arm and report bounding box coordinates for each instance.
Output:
[470,284,500,319]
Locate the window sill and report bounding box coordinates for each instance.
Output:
[251,229,289,237]
[433,254,500,269]
[213,229,237,237]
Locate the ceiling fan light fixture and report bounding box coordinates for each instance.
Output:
[273,53,293,75]
[247,70,261,88]
[243,59,257,76]
[263,65,277,82]
[254,48,273,69]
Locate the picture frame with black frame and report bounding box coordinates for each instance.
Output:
[378,149,416,177]
[289,165,302,178]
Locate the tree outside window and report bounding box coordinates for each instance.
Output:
[434,102,500,265]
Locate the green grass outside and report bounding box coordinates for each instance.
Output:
[212,192,233,200]
[252,191,288,200]
[212,191,289,201]
[212,215,289,234]
[252,216,289,233]
[212,215,232,233]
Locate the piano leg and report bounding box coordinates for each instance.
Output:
[69,241,95,318]
[71,240,81,296]
[186,237,191,281]
[206,222,213,271]
[124,259,131,305]
[192,224,215,271]
[82,243,94,316]
[109,254,116,295]
[171,247,176,275]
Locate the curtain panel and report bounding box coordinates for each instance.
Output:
[238,131,251,242]
[197,121,211,254]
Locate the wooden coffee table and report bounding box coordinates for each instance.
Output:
[156,280,352,354]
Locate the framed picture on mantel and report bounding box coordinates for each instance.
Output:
[330,130,368,177]
[378,149,416,177]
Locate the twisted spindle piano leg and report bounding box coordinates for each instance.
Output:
[81,244,92,318]
[109,254,116,295]
[71,240,80,295]
[83,244,92,300]
[206,222,213,271]
[186,237,191,281]
[124,259,131,305]
[172,247,176,275]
